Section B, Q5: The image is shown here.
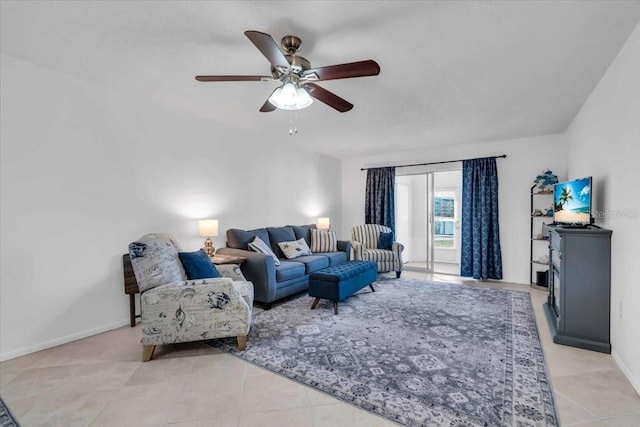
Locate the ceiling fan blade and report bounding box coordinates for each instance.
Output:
[244,30,290,71]
[259,100,276,112]
[259,88,278,112]
[304,83,353,112]
[195,75,273,82]
[302,60,380,82]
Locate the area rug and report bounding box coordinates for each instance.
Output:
[0,397,20,427]
[207,277,558,426]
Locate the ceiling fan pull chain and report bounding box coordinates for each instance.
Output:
[289,111,298,135]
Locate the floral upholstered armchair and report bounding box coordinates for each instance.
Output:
[351,224,404,278]
[128,233,253,362]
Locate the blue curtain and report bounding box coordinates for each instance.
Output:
[461,158,503,280]
[365,167,395,231]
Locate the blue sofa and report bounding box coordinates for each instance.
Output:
[217,224,351,309]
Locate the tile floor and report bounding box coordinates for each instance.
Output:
[1,271,639,426]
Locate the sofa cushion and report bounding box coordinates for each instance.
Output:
[178,249,221,279]
[267,226,296,258]
[288,224,317,246]
[278,238,312,259]
[248,236,281,266]
[310,229,338,253]
[215,264,247,281]
[226,228,270,250]
[275,261,306,282]
[363,248,396,262]
[291,255,330,274]
[128,233,187,292]
[313,251,348,266]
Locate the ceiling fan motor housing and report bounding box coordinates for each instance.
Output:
[271,54,311,77]
[269,35,310,78]
[281,35,302,53]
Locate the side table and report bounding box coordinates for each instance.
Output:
[210,254,246,265]
[122,254,140,327]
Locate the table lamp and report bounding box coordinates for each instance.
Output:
[198,219,218,257]
[317,217,330,230]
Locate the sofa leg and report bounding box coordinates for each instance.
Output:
[142,345,156,362]
[262,302,273,310]
[237,336,247,351]
[396,271,401,278]
[311,297,320,310]
[333,301,339,315]
[369,284,376,292]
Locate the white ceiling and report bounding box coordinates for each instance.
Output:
[2,1,639,158]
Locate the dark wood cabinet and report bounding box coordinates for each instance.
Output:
[543,225,612,353]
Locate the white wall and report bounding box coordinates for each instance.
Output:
[566,24,640,393]
[0,55,342,361]
[342,134,567,284]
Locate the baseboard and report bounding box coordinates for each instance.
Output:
[612,349,640,396]
[0,319,130,362]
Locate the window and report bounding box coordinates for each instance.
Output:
[434,194,455,248]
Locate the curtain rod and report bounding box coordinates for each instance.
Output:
[360,154,507,171]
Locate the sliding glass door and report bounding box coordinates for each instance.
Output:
[396,168,462,274]
[396,173,434,271]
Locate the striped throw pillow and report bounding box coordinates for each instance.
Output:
[248,236,281,266]
[310,229,337,253]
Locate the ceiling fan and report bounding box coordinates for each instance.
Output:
[195,30,380,113]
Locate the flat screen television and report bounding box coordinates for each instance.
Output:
[553,176,592,227]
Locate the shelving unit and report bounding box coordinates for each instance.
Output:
[530,186,553,289]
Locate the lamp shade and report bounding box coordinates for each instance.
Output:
[317,217,330,230]
[268,83,313,110]
[198,219,218,237]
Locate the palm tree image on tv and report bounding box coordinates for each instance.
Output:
[553,177,592,224]
[555,186,574,211]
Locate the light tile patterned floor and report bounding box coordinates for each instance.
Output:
[1,271,639,426]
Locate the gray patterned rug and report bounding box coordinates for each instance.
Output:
[0,396,20,427]
[206,277,558,426]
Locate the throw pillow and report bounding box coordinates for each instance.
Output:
[278,238,312,259]
[178,249,222,279]
[267,226,296,259]
[310,229,337,253]
[377,231,394,250]
[248,236,281,266]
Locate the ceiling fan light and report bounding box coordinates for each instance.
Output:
[295,87,313,109]
[268,86,284,107]
[269,82,313,110]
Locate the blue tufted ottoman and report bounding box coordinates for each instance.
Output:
[309,260,377,315]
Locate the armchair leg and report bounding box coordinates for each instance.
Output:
[396,271,401,278]
[142,345,156,362]
[237,336,247,351]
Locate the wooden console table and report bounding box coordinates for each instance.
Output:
[210,254,246,265]
[122,254,140,327]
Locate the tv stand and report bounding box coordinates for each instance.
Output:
[559,224,589,229]
[543,225,612,353]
